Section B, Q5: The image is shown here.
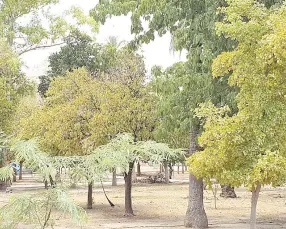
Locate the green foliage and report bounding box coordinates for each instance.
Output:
[188,0,286,189]
[98,133,185,169]
[0,39,33,131]
[0,188,87,229]
[20,48,156,154]
[0,166,14,182]
[0,0,98,54]
[151,61,237,148]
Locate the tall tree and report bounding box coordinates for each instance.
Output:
[188,1,286,229]
[92,1,236,227]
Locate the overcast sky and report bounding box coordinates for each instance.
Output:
[21,0,186,82]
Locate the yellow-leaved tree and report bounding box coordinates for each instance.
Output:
[188,1,286,228]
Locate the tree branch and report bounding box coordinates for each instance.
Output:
[18,42,65,56]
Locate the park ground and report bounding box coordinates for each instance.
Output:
[0,165,285,229]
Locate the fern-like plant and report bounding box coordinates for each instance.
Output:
[0,188,87,229]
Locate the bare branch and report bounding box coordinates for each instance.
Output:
[18,42,65,56]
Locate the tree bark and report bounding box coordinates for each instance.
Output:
[182,162,185,174]
[112,168,117,186]
[163,161,169,184]
[177,164,180,174]
[159,164,162,173]
[19,161,23,180]
[137,162,141,176]
[124,161,135,216]
[87,181,93,209]
[185,125,208,228]
[250,183,261,229]
[220,184,237,198]
[132,163,137,183]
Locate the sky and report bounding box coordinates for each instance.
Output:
[21,0,186,82]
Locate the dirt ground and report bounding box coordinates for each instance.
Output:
[1,165,286,229]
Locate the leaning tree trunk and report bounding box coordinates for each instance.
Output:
[112,168,117,186]
[220,184,237,198]
[163,161,169,184]
[124,161,135,216]
[87,181,93,209]
[19,161,23,180]
[250,183,261,229]
[185,125,208,228]
[137,162,141,176]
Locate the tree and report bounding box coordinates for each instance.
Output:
[18,63,155,208]
[0,39,33,131]
[38,34,138,97]
[0,188,87,229]
[97,133,185,216]
[0,1,98,55]
[188,1,286,228]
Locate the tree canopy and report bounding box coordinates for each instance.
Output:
[0,0,98,55]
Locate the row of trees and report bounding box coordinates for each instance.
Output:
[0,2,185,227]
[1,0,286,229]
[93,0,286,228]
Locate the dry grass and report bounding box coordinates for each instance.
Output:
[0,166,285,229]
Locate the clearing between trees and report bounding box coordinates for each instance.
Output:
[1,166,285,229]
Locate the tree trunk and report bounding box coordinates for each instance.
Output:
[44,180,48,189]
[132,163,137,183]
[124,161,135,216]
[137,162,141,176]
[159,164,162,173]
[220,184,237,198]
[112,168,117,186]
[250,183,261,229]
[185,125,208,228]
[19,161,23,180]
[169,163,173,179]
[13,167,16,182]
[49,175,55,188]
[87,182,93,209]
[182,162,185,174]
[177,164,180,174]
[163,161,169,184]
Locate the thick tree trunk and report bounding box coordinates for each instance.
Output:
[220,184,237,198]
[112,168,117,186]
[185,125,208,228]
[19,161,23,180]
[87,182,93,209]
[124,162,135,216]
[163,161,169,184]
[250,183,261,229]
[137,162,141,176]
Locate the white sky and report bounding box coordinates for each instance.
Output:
[21,0,186,82]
